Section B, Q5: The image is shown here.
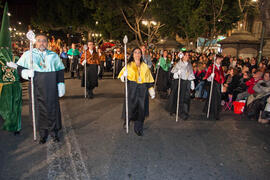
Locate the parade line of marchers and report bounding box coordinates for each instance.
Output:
[1,2,270,145]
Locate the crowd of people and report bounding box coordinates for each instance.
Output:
[49,41,270,125]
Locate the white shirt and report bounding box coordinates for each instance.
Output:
[89,49,93,55]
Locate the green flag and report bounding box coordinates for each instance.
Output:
[0,2,22,132]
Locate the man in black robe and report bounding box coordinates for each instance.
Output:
[14,34,65,144]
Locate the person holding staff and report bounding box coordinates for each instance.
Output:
[80,41,100,99]
[118,47,155,136]
[166,51,195,120]
[9,33,65,144]
[203,54,225,120]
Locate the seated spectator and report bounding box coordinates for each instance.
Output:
[225,68,241,102]
[250,57,257,72]
[244,71,270,122]
[253,70,270,94]
[229,71,251,101]
[236,70,263,101]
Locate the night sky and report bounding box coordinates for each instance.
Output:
[1,0,36,31]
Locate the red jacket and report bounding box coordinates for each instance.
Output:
[246,77,262,94]
[204,64,225,84]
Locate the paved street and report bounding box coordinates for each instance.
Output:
[1,73,270,180]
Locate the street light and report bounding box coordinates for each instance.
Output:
[7,12,11,16]
[150,21,157,26]
[18,22,22,25]
[142,20,148,26]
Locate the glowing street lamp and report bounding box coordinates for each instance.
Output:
[150,21,157,26]
[142,20,148,26]
[18,22,22,25]
[7,12,11,16]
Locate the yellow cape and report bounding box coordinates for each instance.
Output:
[118,61,154,84]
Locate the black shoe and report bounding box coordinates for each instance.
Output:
[14,131,20,136]
[53,136,60,143]
[134,130,143,136]
[39,137,47,144]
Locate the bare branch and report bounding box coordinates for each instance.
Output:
[120,8,138,34]
[216,0,224,18]
[137,1,149,23]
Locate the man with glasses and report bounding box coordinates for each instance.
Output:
[8,34,65,144]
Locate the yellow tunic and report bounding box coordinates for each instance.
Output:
[118,61,154,84]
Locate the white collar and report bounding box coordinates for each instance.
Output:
[215,63,220,69]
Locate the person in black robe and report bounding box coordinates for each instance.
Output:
[118,47,155,136]
[203,54,225,120]
[15,34,65,144]
[166,51,195,120]
[80,41,99,98]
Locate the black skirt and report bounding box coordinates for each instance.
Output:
[121,81,152,122]
[203,81,221,119]
[166,79,191,119]
[81,64,98,90]
[156,68,169,92]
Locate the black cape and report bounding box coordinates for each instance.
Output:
[18,66,64,132]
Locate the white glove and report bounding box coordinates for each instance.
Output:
[158,62,160,66]
[120,70,128,82]
[148,88,155,99]
[173,73,179,79]
[207,73,215,82]
[6,62,18,69]
[58,83,65,97]
[123,70,128,77]
[68,56,72,59]
[81,60,86,66]
[191,81,195,90]
[98,65,100,75]
[21,69,34,80]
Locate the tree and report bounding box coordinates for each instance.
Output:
[84,0,164,46]
[32,0,96,40]
[152,0,241,52]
